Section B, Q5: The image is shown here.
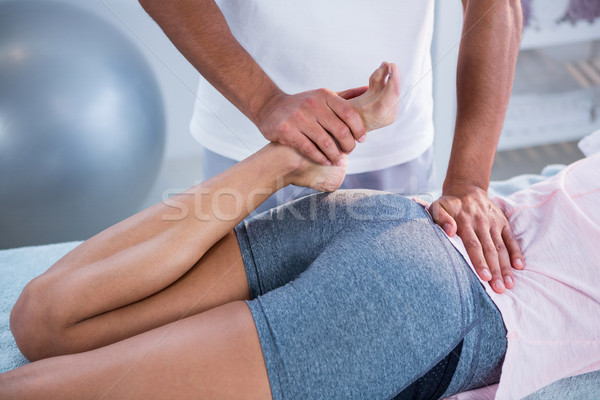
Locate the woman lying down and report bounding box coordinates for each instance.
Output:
[1,63,599,400]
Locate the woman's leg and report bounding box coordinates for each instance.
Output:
[9,144,345,361]
[1,302,271,400]
[10,61,401,361]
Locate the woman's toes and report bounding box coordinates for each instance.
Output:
[368,62,389,93]
[382,63,401,97]
[379,63,401,114]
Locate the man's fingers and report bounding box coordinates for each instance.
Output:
[286,133,330,166]
[301,124,344,165]
[477,229,506,294]
[460,228,492,283]
[502,225,525,270]
[317,113,356,155]
[429,201,457,236]
[491,229,515,289]
[325,90,367,142]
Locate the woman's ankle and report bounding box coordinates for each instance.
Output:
[257,143,304,186]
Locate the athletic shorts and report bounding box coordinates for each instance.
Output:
[234,190,507,400]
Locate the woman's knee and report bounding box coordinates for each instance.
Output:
[10,275,72,361]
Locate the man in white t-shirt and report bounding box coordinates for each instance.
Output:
[140,0,525,294]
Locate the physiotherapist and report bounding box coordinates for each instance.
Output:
[140,0,524,294]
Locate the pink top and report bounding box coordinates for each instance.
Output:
[446,153,600,399]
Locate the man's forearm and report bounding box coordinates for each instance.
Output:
[139,0,281,125]
[444,0,522,193]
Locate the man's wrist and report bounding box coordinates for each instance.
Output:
[443,157,492,196]
[442,177,488,197]
[249,85,285,128]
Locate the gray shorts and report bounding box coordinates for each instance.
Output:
[203,147,435,214]
[234,190,507,400]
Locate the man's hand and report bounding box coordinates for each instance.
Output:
[256,88,367,166]
[429,185,524,294]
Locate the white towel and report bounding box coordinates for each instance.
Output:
[578,129,600,157]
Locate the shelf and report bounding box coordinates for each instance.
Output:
[498,44,600,151]
[521,21,600,50]
[499,88,599,151]
[498,119,600,151]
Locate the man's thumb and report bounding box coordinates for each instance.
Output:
[337,86,368,100]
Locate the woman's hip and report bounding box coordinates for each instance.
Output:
[237,192,507,398]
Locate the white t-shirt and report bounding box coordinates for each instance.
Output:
[190,0,435,174]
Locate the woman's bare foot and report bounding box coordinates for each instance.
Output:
[270,62,401,193]
[349,62,401,132]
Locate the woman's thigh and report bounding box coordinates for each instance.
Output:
[1,301,271,400]
[15,231,253,357]
[239,192,507,399]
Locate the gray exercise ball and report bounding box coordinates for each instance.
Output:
[0,0,165,249]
